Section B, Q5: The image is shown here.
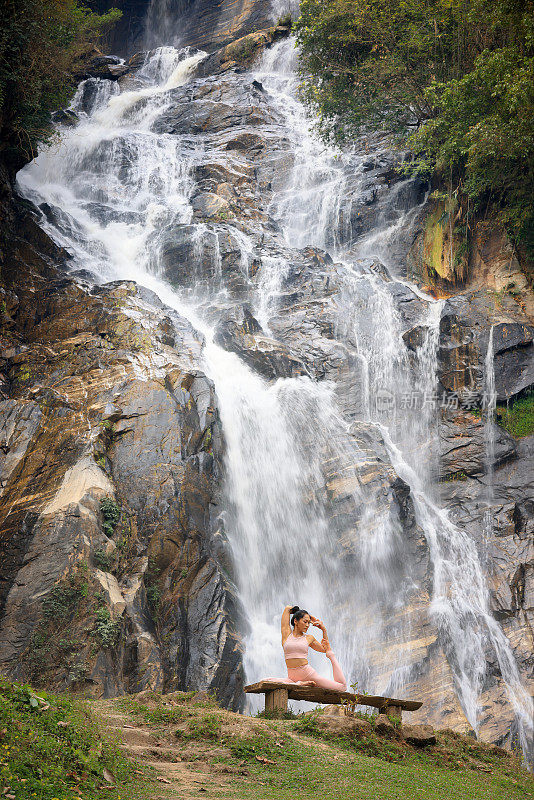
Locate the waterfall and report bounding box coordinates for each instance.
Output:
[483,326,497,550]
[16,29,533,760]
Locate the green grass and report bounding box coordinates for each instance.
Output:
[4,680,530,800]
[220,742,534,800]
[213,716,533,800]
[0,680,153,800]
[216,721,533,800]
[496,393,534,438]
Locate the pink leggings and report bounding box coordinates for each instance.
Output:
[281,652,346,691]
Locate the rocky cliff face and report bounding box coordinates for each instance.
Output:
[406,205,534,744]
[90,0,277,55]
[0,17,532,756]
[0,204,243,706]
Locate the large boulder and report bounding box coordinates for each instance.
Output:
[214,307,308,380]
[316,714,373,737]
[402,723,437,747]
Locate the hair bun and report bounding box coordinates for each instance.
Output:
[289,605,300,614]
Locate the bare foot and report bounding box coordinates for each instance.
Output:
[297,680,316,687]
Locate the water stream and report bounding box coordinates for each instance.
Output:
[16,29,533,759]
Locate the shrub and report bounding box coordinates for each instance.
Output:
[42,572,88,619]
[0,679,136,798]
[0,0,121,169]
[184,712,222,740]
[278,12,293,28]
[100,496,120,537]
[295,0,534,255]
[93,547,113,571]
[227,38,258,63]
[94,606,120,648]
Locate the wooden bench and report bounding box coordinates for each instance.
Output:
[244,681,422,720]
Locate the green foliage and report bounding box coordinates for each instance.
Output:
[93,547,113,572]
[496,392,534,437]
[94,606,120,648]
[105,692,532,800]
[144,557,162,621]
[255,708,299,719]
[42,571,88,619]
[227,730,293,760]
[227,37,258,62]
[293,710,321,735]
[295,0,534,254]
[100,496,120,537]
[0,679,136,800]
[141,704,187,725]
[25,563,123,685]
[0,0,121,166]
[117,691,215,729]
[145,583,161,614]
[278,12,294,28]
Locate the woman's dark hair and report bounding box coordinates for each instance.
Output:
[290,606,309,627]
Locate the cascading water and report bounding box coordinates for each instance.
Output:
[483,327,497,550]
[15,19,533,761]
[253,40,533,755]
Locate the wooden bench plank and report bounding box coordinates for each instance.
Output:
[244,681,422,712]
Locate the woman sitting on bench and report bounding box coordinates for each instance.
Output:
[279,605,347,690]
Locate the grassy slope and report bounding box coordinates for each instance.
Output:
[0,680,153,800]
[1,682,532,800]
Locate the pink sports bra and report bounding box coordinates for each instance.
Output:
[283,632,309,660]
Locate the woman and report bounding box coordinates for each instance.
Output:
[280,605,347,690]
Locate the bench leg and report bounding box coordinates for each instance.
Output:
[265,688,289,716]
[385,704,403,724]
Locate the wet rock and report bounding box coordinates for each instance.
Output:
[438,308,481,393]
[51,109,79,127]
[215,308,308,380]
[158,224,220,290]
[94,569,126,617]
[439,413,517,478]
[2,18,533,747]
[165,0,275,54]
[154,76,279,136]
[83,55,129,81]
[192,193,230,219]
[0,260,243,705]
[74,78,112,115]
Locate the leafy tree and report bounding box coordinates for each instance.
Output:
[0,0,121,171]
[295,0,534,255]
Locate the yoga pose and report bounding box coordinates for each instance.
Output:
[280,605,347,690]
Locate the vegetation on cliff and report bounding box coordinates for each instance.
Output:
[496,391,534,437]
[0,0,120,172]
[295,0,534,256]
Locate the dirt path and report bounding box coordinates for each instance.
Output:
[93,701,243,800]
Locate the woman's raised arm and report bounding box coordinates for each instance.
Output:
[281,605,292,644]
[310,616,331,653]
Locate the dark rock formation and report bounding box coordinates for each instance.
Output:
[0,209,244,707]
